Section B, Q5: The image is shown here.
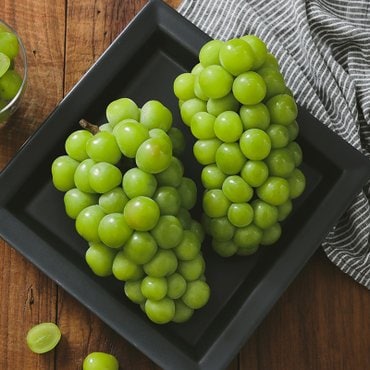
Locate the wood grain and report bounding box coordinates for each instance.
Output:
[0,1,369,370]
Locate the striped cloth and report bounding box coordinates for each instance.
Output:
[178,0,370,288]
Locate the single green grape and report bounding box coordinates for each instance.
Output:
[74,158,96,193]
[167,273,187,299]
[288,168,306,199]
[188,220,205,243]
[63,188,98,219]
[143,249,178,277]
[212,239,238,257]
[172,299,194,323]
[153,186,181,215]
[287,141,303,166]
[202,189,231,218]
[233,224,263,250]
[140,100,173,132]
[287,120,299,141]
[227,202,254,228]
[215,142,246,175]
[123,231,158,265]
[261,223,282,245]
[26,322,61,354]
[208,216,235,241]
[239,128,271,160]
[178,254,205,281]
[75,205,106,242]
[65,129,93,161]
[98,187,129,213]
[124,280,146,304]
[201,164,227,189]
[151,215,184,249]
[240,160,269,187]
[177,177,197,210]
[167,127,186,157]
[260,52,280,70]
[141,276,168,301]
[106,97,140,126]
[219,38,254,75]
[181,280,210,309]
[173,72,196,101]
[198,64,233,99]
[155,156,184,187]
[112,251,143,281]
[51,155,79,192]
[193,74,208,100]
[256,176,290,206]
[206,92,240,116]
[177,207,192,229]
[193,138,222,165]
[265,94,298,126]
[190,111,216,139]
[232,71,266,105]
[222,175,253,203]
[277,199,293,221]
[266,124,290,148]
[257,67,287,100]
[122,167,157,199]
[123,196,160,231]
[265,148,295,178]
[85,131,121,164]
[85,242,117,277]
[98,213,133,249]
[191,63,204,75]
[180,98,207,126]
[88,162,122,193]
[174,230,201,261]
[252,199,279,229]
[214,111,243,143]
[83,352,119,370]
[240,35,268,70]
[239,103,270,130]
[199,39,223,66]
[145,298,175,324]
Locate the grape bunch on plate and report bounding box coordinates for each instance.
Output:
[51,98,210,324]
[173,35,306,257]
[0,23,23,108]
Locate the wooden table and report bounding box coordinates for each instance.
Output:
[1,0,369,369]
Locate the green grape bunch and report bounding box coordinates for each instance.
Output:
[51,98,210,324]
[173,35,306,257]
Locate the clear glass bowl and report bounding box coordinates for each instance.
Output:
[0,20,27,127]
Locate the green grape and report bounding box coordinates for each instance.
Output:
[149,128,173,147]
[206,92,240,116]
[85,131,121,164]
[167,127,186,157]
[181,280,210,309]
[190,111,216,139]
[257,67,287,100]
[0,51,10,78]
[202,189,231,218]
[233,224,263,250]
[222,175,253,203]
[51,155,79,192]
[98,213,133,248]
[113,120,149,158]
[240,160,269,187]
[198,65,233,99]
[193,74,208,100]
[265,148,295,178]
[123,196,160,231]
[172,300,194,323]
[227,202,254,227]
[64,188,98,219]
[85,242,117,277]
[239,103,270,130]
[178,254,205,281]
[140,100,172,132]
[145,298,175,324]
[151,215,184,249]
[89,162,122,193]
[74,158,96,193]
[219,38,254,75]
[193,138,222,165]
[65,129,93,161]
[232,71,266,105]
[256,176,290,206]
[124,280,146,304]
[173,72,196,101]
[26,322,61,354]
[98,187,129,213]
[287,141,303,166]
[144,249,178,277]
[141,276,168,301]
[155,156,184,187]
[260,52,280,70]
[239,128,271,160]
[123,231,158,265]
[75,205,105,242]
[166,273,187,299]
[180,98,207,126]
[0,69,22,99]
[83,352,119,370]
[191,63,204,75]
[265,94,298,126]
[237,244,259,256]
[208,216,235,241]
[99,123,112,132]
[112,251,143,281]
[174,230,201,261]
[277,199,293,221]
[199,39,223,66]
[106,97,140,126]
[215,142,246,175]
[212,239,238,257]
[240,35,267,70]
[177,177,197,210]
[188,220,205,243]
[153,186,181,215]
[287,120,299,141]
[201,164,227,189]
[177,207,192,229]
[288,168,306,199]
[122,167,157,199]
[261,223,282,245]
[136,136,172,174]
[0,31,19,59]
[214,111,243,143]
[266,124,290,148]
[252,199,279,229]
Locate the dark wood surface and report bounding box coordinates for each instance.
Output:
[0,1,369,369]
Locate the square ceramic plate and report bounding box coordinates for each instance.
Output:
[1,1,369,369]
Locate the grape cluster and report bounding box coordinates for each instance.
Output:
[51,98,210,324]
[0,23,23,108]
[173,35,306,257]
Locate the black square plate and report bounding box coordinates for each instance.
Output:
[1,1,369,369]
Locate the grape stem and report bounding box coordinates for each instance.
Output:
[79,118,99,134]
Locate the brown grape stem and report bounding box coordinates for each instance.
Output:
[79,118,99,134]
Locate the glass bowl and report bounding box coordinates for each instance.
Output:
[0,20,27,127]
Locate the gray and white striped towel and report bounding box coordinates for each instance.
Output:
[178,0,370,289]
